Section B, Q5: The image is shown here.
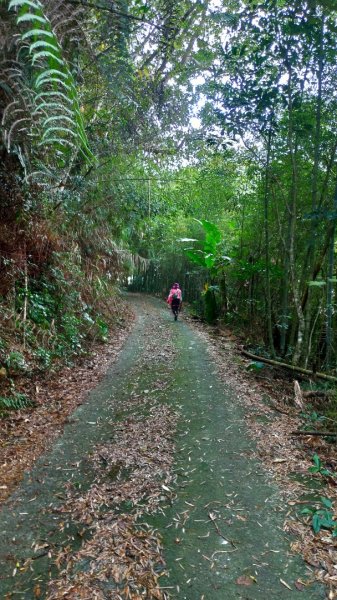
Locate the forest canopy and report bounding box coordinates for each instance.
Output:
[1,0,337,375]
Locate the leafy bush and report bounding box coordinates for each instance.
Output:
[5,351,28,374]
[300,411,326,430]
[35,347,52,369]
[0,231,125,389]
[301,497,337,536]
[28,289,56,329]
[308,453,332,477]
[96,317,109,341]
[203,287,218,324]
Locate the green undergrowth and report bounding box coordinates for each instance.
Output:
[184,288,221,324]
[301,496,337,537]
[0,392,33,413]
[298,454,337,539]
[299,383,337,432]
[0,251,129,413]
[323,395,337,427]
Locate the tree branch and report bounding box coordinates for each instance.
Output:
[241,349,337,382]
[66,0,161,29]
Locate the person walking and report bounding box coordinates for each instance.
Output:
[167,283,182,321]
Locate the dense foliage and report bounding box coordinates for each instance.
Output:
[1,0,337,386]
[133,0,337,374]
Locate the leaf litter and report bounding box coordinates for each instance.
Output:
[0,304,134,505]
[188,316,337,596]
[4,296,335,598]
[46,304,179,599]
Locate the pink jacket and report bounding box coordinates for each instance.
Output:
[167,287,182,305]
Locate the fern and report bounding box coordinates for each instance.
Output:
[0,393,32,411]
[7,0,93,164]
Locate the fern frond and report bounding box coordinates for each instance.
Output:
[9,0,41,9]
[17,13,47,24]
[35,76,73,92]
[42,125,77,139]
[0,393,32,411]
[39,136,77,149]
[42,114,77,127]
[7,116,31,149]
[0,80,14,96]
[5,0,94,165]
[21,28,54,40]
[26,167,54,180]
[35,89,74,104]
[35,68,69,86]
[33,101,73,116]
[29,39,58,53]
[31,51,64,66]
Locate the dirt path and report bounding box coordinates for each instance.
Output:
[0,296,325,599]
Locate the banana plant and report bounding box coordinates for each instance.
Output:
[180,219,230,271]
[178,219,230,323]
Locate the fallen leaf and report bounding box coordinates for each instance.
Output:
[294,580,305,591]
[236,575,253,586]
[280,578,291,590]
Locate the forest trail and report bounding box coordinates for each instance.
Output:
[0,295,325,600]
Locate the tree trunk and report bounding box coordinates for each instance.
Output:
[279,205,291,356]
[285,61,305,365]
[22,242,28,350]
[263,124,275,357]
[325,177,337,368]
[302,16,325,367]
